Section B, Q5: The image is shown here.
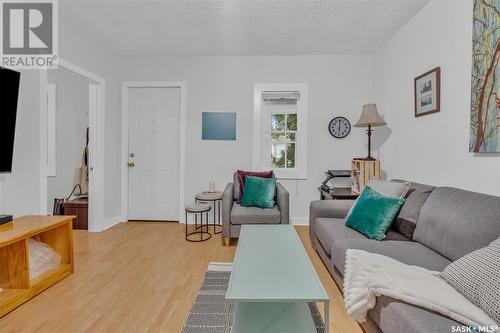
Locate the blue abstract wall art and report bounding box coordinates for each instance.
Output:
[202,112,237,140]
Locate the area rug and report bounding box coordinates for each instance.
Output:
[182,262,326,333]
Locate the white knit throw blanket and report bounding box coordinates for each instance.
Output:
[343,249,497,328]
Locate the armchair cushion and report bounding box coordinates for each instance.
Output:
[236,170,274,202]
[230,204,281,225]
[241,176,276,208]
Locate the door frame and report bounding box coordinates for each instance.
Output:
[121,81,187,223]
[39,58,106,231]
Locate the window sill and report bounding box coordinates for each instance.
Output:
[276,176,308,181]
[273,169,307,180]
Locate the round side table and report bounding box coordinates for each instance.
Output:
[185,203,211,242]
[195,191,223,235]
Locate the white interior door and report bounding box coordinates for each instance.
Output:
[128,87,180,221]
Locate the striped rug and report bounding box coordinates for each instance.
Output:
[182,263,325,333]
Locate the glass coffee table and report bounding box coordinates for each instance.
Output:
[226,225,329,333]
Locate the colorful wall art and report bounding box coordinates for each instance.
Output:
[469,0,500,152]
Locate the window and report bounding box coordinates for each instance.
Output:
[253,84,308,179]
[271,113,296,168]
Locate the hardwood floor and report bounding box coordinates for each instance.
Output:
[0,222,362,333]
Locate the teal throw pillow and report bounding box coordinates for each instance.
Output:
[345,186,405,240]
[240,176,276,209]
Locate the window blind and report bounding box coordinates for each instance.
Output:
[262,91,300,104]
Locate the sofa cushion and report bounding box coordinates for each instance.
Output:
[315,218,408,256]
[315,218,366,256]
[332,239,450,276]
[392,181,435,240]
[230,204,281,225]
[369,296,461,333]
[414,187,500,261]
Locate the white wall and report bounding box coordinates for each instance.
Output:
[373,0,500,196]
[0,17,124,227]
[47,70,89,213]
[58,17,123,224]
[121,55,372,222]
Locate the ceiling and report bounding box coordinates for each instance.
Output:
[60,0,429,56]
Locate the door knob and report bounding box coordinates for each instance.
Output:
[128,162,135,168]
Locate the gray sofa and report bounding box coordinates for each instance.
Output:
[222,173,289,245]
[309,181,500,333]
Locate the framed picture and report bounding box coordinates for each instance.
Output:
[414,67,440,117]
[202,112,237,140]
[469,0,499,152]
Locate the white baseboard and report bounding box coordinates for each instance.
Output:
[94,215,125,232]
[290,217,309,225]
[183,216,309,225]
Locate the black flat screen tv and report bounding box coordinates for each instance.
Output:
[0,67,20,173]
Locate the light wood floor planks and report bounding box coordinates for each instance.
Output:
[0,222,362,333]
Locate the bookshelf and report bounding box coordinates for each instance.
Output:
[0,216,74,317]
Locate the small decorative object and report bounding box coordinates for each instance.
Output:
[208,181,215,192]
[329,116,351,138]
[351,169,361,194]
[202,112,237,140]
[354,104,386,160]
[414,67,440,118]
[352,159,380,190]
[469,0,500,153]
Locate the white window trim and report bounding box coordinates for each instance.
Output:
[253,83,308,179]
[46,83,56,177]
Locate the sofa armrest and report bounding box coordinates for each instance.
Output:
[222,183,234,236]
[276,183,289,225]
[309,199,356,247]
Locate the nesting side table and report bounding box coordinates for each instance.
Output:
[185,203,212,242]
[195,191,222,235]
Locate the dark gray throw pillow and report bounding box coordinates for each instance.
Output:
[440,237,500,324]
[392,182,434,239]
[233,172,240,201]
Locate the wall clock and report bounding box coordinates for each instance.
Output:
[329,116,351,139]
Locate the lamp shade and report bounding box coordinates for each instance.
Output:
[354,104,387,128]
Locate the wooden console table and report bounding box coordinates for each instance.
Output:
[64,198,88,230]
[0,215,75,317]
[318,187,359,200]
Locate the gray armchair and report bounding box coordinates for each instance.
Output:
[221,172,289,246]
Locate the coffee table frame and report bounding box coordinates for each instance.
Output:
[226,225,329,332]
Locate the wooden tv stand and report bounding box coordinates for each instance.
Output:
[0,215,75,317]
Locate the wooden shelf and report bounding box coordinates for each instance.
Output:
[351,159,381,190]
[0,216,74,317]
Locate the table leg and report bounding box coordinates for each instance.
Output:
[324,300,329,333]
[213,201,216,234]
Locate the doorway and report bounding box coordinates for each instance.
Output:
[39,59,105,232]
[46,69,90,229]
[122,82,186,222]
